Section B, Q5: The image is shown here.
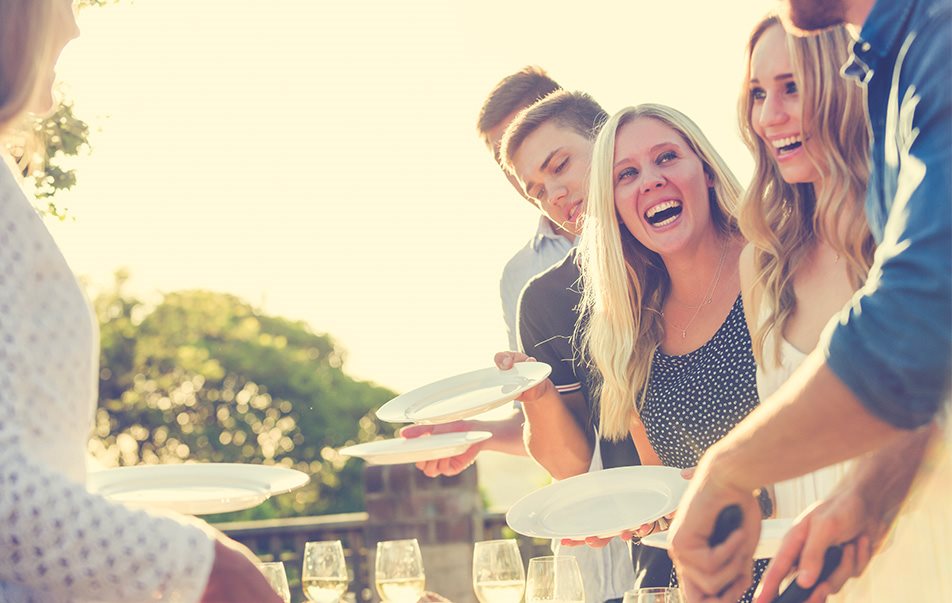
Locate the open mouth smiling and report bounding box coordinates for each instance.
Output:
[644,200,683,228]
[772,134,803,157]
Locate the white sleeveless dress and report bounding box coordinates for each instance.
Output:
[756,300,952,601]
[755,303,851,518]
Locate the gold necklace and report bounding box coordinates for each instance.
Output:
[664,242,729,339]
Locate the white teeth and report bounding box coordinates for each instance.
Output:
[653,214,679,227]
[645,200,682,219]
[771,135,802,148]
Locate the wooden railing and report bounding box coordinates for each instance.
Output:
[215,511,552,603]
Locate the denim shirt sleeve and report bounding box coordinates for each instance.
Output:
[822,15,952,429]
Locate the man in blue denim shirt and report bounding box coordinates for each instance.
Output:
[670,1,952,601]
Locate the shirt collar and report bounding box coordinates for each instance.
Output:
[843,0,917,83]
[531,215,573,250]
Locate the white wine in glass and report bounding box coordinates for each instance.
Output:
[622,587,682,603]
[525,556,584,603]
[257,561,292,603]
[302,540,349,603]
[375,539,426,603]
[472,539,526,603]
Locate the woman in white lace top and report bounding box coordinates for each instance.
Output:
[0,2,282,601]
[736,15,945,601]
[736,15,874,522]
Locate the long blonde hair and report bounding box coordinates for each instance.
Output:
[738,15,874,368]
[579,104,743,441]
[0,0,57,135]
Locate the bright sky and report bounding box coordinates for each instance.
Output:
[51,0,769,395]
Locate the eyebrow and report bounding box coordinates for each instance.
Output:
[749,72,795,84]
[612,142,679,169]
[525,148,563,195]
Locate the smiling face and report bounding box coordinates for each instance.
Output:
[511,120,593,237]
[611,117,715,257]
[748,24,820,185]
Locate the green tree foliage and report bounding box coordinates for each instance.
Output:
[4,0,118,218]
[90,273,396,520]
[28,101,90,215]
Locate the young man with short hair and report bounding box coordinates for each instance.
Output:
[476,66,571,352]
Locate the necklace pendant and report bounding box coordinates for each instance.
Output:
[681,329,687,339]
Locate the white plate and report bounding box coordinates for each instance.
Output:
[641,518,794,559]
[87,463,310,515]
[338,431,493,465]
[376,362,552,425]
[506,466,689,540]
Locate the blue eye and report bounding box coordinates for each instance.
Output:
[750,87,766,101]
[617,167,637,183]
[657,151,677,164]
[785,81,799,95]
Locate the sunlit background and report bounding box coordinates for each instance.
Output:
[51,0,771,504]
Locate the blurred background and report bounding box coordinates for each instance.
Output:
[28,0,769,515]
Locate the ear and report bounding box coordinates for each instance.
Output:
[703,164,715,188]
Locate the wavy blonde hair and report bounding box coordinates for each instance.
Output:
[578,104,743,441]
[738,15,874,368]
[0,0,57,135]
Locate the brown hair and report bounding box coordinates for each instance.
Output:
[0,0,56,134]
[476,66,560,150]
[499,90,608,175]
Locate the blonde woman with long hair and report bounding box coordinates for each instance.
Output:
[0,2,281,601]
[578,104,765,602]
[740,16,949,603]
[737,14,874,521]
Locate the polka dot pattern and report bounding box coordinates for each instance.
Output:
[0,160,214,602]
[639,296,764,602]
[640,296,760,469]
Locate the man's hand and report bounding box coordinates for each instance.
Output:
[201,538,285,602]
[400,420,485,477]
[753,489,882,603]
[494,351,554,403]
[668,461,761,603]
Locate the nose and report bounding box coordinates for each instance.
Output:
[640,168,665,194]
[547,181,570,207]
[758,91,788,129]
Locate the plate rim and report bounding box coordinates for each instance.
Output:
[87,462,311,514]
[376,362,551,424]
[505,465,689,540]
[338,430,493,458]
[640,517,794,558]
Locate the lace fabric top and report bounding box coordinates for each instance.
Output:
[0,159,214,603]
[754,297,851,519]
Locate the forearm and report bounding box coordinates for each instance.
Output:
[847,423,937,522]
[522,386,593,479]
[470,413,530,456]
[706,350,904,491]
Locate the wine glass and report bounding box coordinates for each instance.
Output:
[472,539,526,603]
[303,540,349,603]
[524,556,583,603]
[375,539,426,603]
[257,561,292,603]
[622,587,682,603]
